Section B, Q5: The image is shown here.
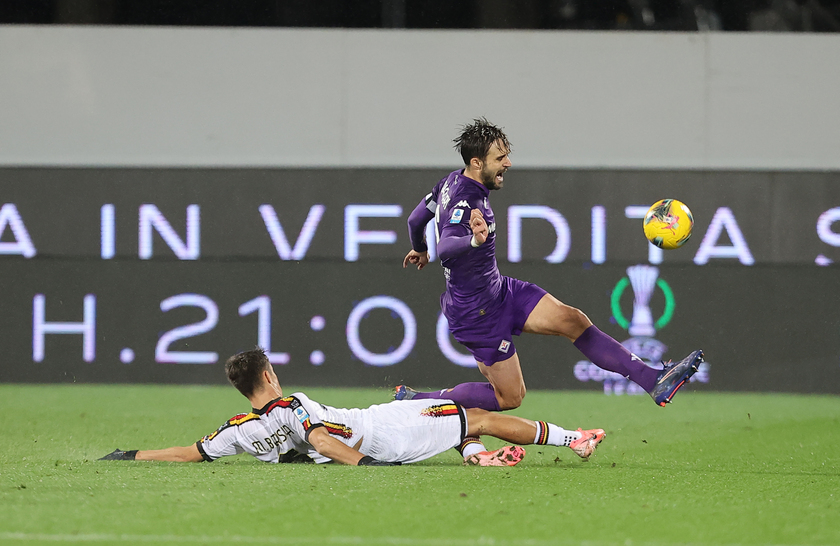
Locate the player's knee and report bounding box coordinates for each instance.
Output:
[497,385,525,410]
[563,305,592,337]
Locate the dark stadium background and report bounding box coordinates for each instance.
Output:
[2,0,840,31]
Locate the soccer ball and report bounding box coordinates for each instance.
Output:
[643,199,694,249]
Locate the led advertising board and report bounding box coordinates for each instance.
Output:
[1,167,838,393]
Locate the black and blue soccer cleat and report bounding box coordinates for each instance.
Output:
[393,385,418,401]
[650,350,704,407]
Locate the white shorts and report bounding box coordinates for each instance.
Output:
[359,399,467,464]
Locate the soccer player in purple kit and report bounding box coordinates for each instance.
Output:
[398,118,704,411]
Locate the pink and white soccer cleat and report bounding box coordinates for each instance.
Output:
[569,428,606,459]
[464,445,526,467]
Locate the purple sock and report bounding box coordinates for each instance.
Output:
[573,325,660,393]
[412,382,501,411]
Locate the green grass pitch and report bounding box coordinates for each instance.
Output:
[0,385,837,546]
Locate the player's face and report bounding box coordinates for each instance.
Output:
[479,140,512,190]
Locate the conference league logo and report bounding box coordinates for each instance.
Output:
[573,265,710,395]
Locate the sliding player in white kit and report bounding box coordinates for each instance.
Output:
[100,348,605,467]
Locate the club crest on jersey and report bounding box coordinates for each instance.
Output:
[449,209,464,223]
[498,339,511,353]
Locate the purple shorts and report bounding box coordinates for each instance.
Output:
[445,276,546,366]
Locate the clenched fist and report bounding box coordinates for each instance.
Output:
[470,209,488,246]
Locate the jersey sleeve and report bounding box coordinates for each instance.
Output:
[407,197,434,252]
[427,178,443,213]
[441,188,482,233]
[286,392,325,442]
[196,415,248,462]
[437,192,481,259]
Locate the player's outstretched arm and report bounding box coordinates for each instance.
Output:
[306,427,399,466]
[99,444,203,462]
[137,445,204,462]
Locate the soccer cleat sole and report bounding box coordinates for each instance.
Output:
[464,446,526,467]
[656,350,704,406]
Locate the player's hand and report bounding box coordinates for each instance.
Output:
[358,455,401,466]
[99,449,138,461]
[403,249,429,270]
[470,209,488,246]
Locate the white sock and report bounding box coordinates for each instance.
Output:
[534,421,582,447]
[458,437,487,459]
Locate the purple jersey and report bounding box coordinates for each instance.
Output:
[408,169,546,365]
[429,170,503,321]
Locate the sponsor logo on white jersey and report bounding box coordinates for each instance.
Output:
[449,209,464,223]
[498,340,511,353]
[293,406,309,423]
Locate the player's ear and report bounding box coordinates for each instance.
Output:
[469,156,483,171]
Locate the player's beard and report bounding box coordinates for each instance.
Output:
[481,166,507,190]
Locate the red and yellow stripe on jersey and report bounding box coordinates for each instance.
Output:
[264,397,296,411]
[203,412,260,442]
[420,403,460,418]
[269,395,318,433]
[323,421,353,439]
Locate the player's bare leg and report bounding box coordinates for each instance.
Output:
[476,353,526,410]
[524,293,661,394]
[522,293,591,340]
[465,408,606,461]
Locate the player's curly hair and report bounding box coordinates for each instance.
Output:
[453,118,511,165]
[224,347,271,398]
